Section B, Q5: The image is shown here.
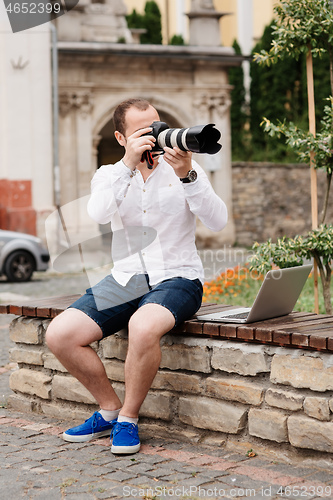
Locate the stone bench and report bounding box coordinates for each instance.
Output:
[1,297,333,456]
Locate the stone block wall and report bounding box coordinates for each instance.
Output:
[8,316,333,455]
[232,162,333,246]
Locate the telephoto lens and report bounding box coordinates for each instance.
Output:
[141,121,222,168]
[149,121,222,155]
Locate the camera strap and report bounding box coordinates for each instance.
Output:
[141,150,154,169]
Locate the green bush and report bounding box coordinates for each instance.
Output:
[169,34,185,46]
[141,1,162,45]
[126,8,145,30]
[126,1,162,45]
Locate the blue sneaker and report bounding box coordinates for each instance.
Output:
[111,421,140,454]
[63,412,117,442]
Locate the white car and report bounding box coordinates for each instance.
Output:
[0,230,50,282]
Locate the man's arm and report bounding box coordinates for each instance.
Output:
[87,127,156,225]
[163,147,228,232]
[181,168,228,231]
[87,162,133,224]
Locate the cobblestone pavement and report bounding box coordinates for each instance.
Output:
[1,406,333,500]
[1,254,333,499]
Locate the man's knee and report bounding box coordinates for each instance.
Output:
[45,312,71,353]
[128,315,165,351]
[46,308,103,354]
[128,304,175,350]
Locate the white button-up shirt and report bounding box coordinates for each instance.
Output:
[87,156,228,286]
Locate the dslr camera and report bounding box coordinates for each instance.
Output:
[142,121,222,168]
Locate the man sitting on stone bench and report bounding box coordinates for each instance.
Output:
[45,98,228,455]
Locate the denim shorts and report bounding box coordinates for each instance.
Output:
[69,274,203,338]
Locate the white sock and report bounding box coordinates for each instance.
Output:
[117,414,139,425]
[99,408,121,422]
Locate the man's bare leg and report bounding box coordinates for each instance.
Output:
[45,308,122,411]
[120,303,175,418]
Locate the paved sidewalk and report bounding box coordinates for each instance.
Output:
[2,407,333,500]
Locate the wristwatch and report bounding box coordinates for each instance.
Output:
[180,169,198,183]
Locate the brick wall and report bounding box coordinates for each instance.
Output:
[8,316,333,455]
[232,162,333,247]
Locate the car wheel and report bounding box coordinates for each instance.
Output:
[4,250,35,282]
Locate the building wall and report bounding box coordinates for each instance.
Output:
[0,3,54,237]
[218,0,275,48]
[232,162,333,247]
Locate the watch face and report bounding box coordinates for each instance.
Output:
[188,169,197,182]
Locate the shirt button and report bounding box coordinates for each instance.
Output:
[143,210,146,213]
[143,189,146,192]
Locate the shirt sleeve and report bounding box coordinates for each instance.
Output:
[87,161,134,224]
[182,160,228,232]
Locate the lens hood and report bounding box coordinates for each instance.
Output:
[181,124,221,154]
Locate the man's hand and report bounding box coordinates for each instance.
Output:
[123,127,156,170]
[163,147,192,178]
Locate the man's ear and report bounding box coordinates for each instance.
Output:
[114,130,126,147]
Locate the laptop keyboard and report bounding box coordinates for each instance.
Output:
[224,312,249,320]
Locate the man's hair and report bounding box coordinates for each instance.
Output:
[113,98,151,136]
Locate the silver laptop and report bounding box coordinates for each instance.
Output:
[196,264,313,324]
